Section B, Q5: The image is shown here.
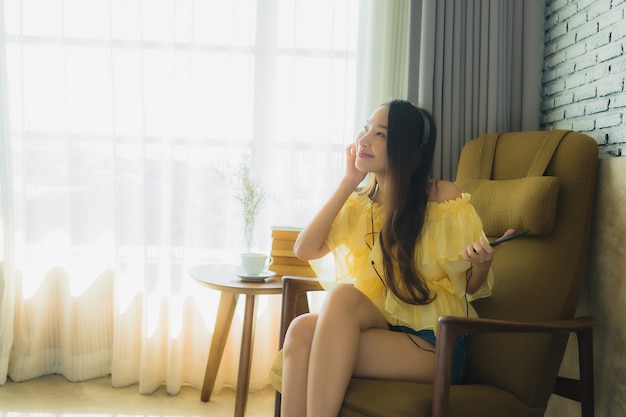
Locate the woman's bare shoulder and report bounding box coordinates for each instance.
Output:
[429,180,462,203]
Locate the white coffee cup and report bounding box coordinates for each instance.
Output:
[241,253,273,276]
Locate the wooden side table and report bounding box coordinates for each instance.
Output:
[189,264,283,417]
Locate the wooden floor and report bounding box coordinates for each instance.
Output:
[0,374,276,417]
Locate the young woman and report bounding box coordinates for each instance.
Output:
[281,100,513,417]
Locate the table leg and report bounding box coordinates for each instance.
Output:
[234,294,257,417]
[201,292,239,402]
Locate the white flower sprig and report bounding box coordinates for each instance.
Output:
[228,152,268,253]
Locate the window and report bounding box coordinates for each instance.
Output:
[3,0,360,268]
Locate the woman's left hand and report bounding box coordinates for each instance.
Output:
[461,229,515,270]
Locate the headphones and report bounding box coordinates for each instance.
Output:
[413,108,432,170]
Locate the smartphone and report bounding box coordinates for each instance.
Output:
[489,229,530,247]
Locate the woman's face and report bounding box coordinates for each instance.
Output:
[355,106,388,176]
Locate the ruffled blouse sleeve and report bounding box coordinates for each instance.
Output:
[325,193,376,285]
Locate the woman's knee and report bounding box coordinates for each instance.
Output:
[322,284,386,328]
[283,313,318,355]
[323,283,369,313]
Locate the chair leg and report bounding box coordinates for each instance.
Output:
[274,392,281,417]
[578,328,595,417]
[552,327,595,417]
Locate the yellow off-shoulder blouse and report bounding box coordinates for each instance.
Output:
[325,192,493,335]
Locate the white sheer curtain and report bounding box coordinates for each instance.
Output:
[414,0,544,180]
[354,0,411,125]
[0,0,17,384]
[0,0,361,394]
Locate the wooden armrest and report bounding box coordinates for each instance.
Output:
[279,276,324,348]
[431,316,595,417]
[282,275,325,296]
[436,315,595,335]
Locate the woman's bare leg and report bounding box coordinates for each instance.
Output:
[352,328,436,381]
[306,284,437,417]
[281,313,318,417]
[282,284,437,417]
[306,284,389,417]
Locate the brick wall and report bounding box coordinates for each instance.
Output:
[542,0,625,158]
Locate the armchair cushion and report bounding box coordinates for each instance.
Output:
[270,351,283,393]
[270,349,543,417]
[455,176,560,236]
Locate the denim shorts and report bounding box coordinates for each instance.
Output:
[388,324,467,385]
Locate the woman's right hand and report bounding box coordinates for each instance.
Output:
[294,144,365,260]
[345,144,367,186]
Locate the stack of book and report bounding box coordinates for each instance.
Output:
[270,226,316,277]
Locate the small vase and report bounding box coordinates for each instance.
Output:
[244,221,254,253]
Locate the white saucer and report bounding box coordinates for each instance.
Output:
[235,270,277,282]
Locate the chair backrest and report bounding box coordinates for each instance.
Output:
[455,131,598,408]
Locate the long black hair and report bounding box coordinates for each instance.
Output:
[374,100,437,304]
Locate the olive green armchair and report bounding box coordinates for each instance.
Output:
[270,130,598,417]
